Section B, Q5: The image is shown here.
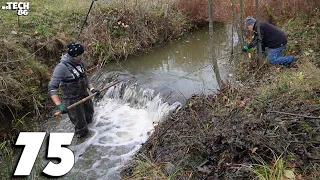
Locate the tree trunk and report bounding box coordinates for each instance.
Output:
[230,0,235,56]
[239,0,244,47]
[208,0,222,88]
[255,0,263,62]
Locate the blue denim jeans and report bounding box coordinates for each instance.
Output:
[267,44,294,65]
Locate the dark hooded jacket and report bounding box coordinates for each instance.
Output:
[248,21,288,49]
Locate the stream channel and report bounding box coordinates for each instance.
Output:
[42,24,238,179]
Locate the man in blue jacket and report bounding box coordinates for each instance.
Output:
[48,42,100,138]
[242,16,297,66]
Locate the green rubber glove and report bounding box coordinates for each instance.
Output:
[242,45,249,52]
[58,104,68,114]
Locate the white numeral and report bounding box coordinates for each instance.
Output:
[14,132,75,177]
[14,132,46,176]
[43,133,75,176]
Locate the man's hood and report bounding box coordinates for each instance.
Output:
[61,53,80,64]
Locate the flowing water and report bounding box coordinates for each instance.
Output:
[44,84,171,179]
[94,24,238,105]
[42,24,238,179]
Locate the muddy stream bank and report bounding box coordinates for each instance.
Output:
[20,24,237,179]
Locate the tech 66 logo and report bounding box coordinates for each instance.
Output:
[1,2,29,16]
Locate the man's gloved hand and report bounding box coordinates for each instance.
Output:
[90,88,101,97]
[58,104,68,114]
[242,45,249,52]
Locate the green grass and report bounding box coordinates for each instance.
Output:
[0,1,188,179]
[256,60,320,103]
[124,154,181,180]
[0,141,14,179]
[251,155,287,180]
[0,0,98,39]
[0,142,46,180]
[283,8,320,56]
[0,0,188,110]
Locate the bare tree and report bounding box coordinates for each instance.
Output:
[238,0,244,47]
[255,0,263,62]
[230,0,235,55]
[208,0,222,88]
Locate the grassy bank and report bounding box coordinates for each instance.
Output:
[0,0,189,177]
[0,0,319,179]
[1,0,317,133]
[122,8,320,180]
[0,0,189,133]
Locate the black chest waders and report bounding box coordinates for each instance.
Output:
[59,62,94,138]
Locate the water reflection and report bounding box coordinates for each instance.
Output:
[101,24,236,104]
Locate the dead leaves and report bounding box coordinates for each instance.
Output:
[223,95,249,109]
[283,169,295,179]
[305,99,317,104]
[281,169,304,180]
[251,147,258,153]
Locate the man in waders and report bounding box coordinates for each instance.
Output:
[242,16,298,66]
[48,42,100,138]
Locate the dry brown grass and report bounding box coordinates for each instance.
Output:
[0,0,186,124]
[0,39,28,109]
[81,2,186,66]
[174,0,209,25]
[175,0,320,26]
[0,37,50,122]
[0,0,317,124]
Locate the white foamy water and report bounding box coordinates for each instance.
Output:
[45,82,177,179]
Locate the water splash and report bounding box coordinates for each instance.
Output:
[64,82,176,179]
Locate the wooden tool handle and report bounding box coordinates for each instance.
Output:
[54,81,120,116]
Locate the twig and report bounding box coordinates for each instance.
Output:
[289,141,320,144]
[197,160,209,167]
[164,90,173,102]
[190,109,207,137]
[158,117,181,139]
[268,110,320,119]
[87,64,99,73]
[176,87,187,101]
